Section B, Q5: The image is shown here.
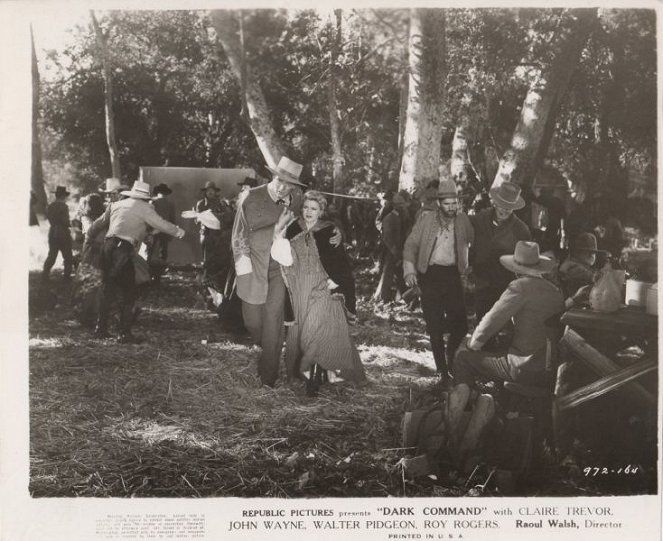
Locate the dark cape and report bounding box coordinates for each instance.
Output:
[283,219,356,323]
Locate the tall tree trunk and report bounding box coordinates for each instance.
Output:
[30,25,46,216]
[328,9,345,195]
[399,9,447,193]
[211,10,287,168]
[450,68,482,190]
[493,9,598,189]
[396,49,408,169]
[90,11,122,180]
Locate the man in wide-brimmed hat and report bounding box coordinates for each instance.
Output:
[469,181,532,325]
[195,180,234,291]
[453,240,564,387]
[232,156,340,387]
[42,185,74,281]
[86,180,185,343]
[148,183,176,284]
[402,179,474,382]
[231,156,307,386]
[558,232,603,298]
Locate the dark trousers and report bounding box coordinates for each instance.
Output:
[453,348,548,387]
[241,261,286,387]
[419,265,468,373]
[147,233,170,280]
[97,238,136,335]
[43,234,73,279]
[201,231,232,289]
[374,249,405,303]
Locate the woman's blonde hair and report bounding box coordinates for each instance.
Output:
[303,190,328,213]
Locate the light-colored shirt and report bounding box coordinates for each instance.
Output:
[105,197,180,246]
[428,219,456,266]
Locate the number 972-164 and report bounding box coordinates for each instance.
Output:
[583,465,639,476]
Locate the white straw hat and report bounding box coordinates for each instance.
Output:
[121,180,153,200]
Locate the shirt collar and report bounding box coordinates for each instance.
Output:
[267,183,291,206]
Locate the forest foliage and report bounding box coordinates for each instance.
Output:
[37,8,656,222]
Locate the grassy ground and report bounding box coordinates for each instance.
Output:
[28,266,656,498]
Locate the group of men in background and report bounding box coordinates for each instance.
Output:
[37,168,607,392]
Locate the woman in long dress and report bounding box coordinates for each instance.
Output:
[271,191,366,394]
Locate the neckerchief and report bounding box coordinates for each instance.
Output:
[436,210,454,234]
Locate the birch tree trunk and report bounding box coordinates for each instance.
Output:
[328,9,345,194]
[90,11,121,180]
[211,10,286,168]
[30,26,46,216]
[493,9,598,189]
[399,9,447,193]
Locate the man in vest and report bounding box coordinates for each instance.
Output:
[232,157,339,387]
[402,179,474,382]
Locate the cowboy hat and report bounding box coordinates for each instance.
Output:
[572,232,601,253]
[201,181,220,192]
[266,156,307,187]
[500,241,555,276]
[238,177,258,188]
[489,181,525,210]
[53,186,70,197]
[120,180,153,200]
[153,183,172,196]
[435,179,459,199]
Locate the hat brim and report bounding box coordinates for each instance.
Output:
[500,254,555,276]
[434,192,460,199]
[489,187,525,210]
[266,166,307,187]
[120,190,152,200]
[201,186,221,191]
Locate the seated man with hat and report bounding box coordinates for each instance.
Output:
[453,241,565,387]
[558,232,601,299]
[87,180,185,343]
[231,156,340,387]
[470,181,532,325]
[403,179,474,382]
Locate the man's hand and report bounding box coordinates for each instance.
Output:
[330,227,342,247]
[463,335,482,352]
[404,273,417,288]
[274,207,295,238]
[175,227,186,239]
[567,283,592,308]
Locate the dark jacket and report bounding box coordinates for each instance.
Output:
[470,208,531,289]
[283,220,356,322]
